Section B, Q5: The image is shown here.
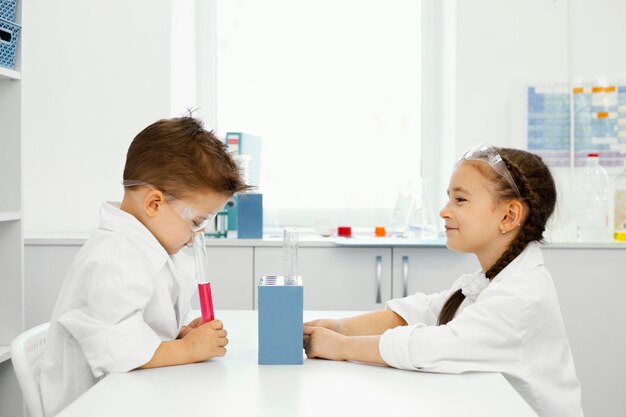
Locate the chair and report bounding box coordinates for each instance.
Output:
[10,322,50,417]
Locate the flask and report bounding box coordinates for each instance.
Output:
[614,160,626,242]
[406,178,438,240]
[389,181,416,237]
[576,153,610,242]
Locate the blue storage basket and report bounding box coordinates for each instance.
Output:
[0,17,20,69]
[0,0,17,22]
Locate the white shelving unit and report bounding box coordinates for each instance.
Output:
[0,66,21,80]
[0,212,21,222]
[0,346,11,363]
[0,3,25,416]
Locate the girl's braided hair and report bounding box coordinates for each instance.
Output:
[437,148,557,325]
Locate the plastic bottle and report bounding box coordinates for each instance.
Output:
[576,153,610,242]
[614,160,626,242]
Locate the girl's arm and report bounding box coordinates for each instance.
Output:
[340,310,407,335]
[302,310,407,365]
[303,327,385,365]
[305,309,407,336]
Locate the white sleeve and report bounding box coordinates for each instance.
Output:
[379,281,530,373]
[385,290,451,327]
[57,247,161,378]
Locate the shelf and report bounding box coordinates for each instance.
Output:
[0,67,21,80]
[0,211,21,222]
[0,346,10,363]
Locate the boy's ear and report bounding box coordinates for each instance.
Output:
[144,190,165,218]
[500,200,525,233]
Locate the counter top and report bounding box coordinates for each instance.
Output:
[25,234,626,249]
[57,310,537,417]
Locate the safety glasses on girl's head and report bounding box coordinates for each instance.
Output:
[121,180,218,232]
[458,143,522,199]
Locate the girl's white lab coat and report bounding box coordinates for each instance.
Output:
[40,202,196,417]
[379,242,583,417]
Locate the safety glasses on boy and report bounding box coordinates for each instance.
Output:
[121,180,217,232]
[459,143,522,199]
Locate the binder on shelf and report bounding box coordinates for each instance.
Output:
[224,132,262,189]
[223,133,263,236]
[236,193,263,239]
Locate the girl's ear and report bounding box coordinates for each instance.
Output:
[500,200,525,233]
[144,190,165,218]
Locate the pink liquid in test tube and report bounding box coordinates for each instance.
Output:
[193,231,215,323]
[198,282,214,323]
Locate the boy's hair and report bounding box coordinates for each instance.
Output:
[123,116,251,198]
[438,148,557,325]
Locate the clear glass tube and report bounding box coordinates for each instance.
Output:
[282,228,298,284]
[192,231,209,284]
[192,231,214,321]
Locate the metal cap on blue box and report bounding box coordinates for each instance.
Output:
[258,275,304,365]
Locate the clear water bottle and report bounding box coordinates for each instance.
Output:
[576,153,610,242]
[614,160,626,242]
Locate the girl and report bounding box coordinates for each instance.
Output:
[40,117,251,416]
[303,144,583,417]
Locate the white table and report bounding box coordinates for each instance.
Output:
[57,311,537,417]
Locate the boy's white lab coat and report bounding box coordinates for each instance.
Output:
[40,202,196,417]
[379,242,583,417]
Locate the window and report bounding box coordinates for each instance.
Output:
[215,0,422,229]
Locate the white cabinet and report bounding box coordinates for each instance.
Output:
[24,244,255,324]
[0,16,24,417]
[190,247,254,310]
[20,240,626,416]
[391,248,479,298]
[24,244,81,327]
[542,248,626,417]
[254,247,392,311]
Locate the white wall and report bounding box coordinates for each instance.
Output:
[454,0,626,153]
[450,0,626,241]
[22,0,197,235]
[23,0,626,237]
[454,0,569,154]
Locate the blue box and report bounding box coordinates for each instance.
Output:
[258,275,303,365]
[237,193,263,239]
[0,0,17,22]
[224,132,262,189]
[0,17,20,69]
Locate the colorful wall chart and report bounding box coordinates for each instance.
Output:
[526,83,626,167]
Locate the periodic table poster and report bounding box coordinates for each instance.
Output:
[526,83,626,167]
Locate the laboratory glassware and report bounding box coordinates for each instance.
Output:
[192,231,215,322]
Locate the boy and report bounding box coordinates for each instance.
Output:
[40,117,250,416]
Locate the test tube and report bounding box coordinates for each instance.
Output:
[282,228,298,284]
[192,231,214,322]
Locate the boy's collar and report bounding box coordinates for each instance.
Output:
[99,201,170,268]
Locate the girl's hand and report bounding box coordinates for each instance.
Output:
[181,319,229,362]
[177,316,204,339]
[303,318,343,334]
[303,325,347,361]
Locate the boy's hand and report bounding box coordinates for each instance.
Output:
[178,316,204,339]
[182,319,229,362]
